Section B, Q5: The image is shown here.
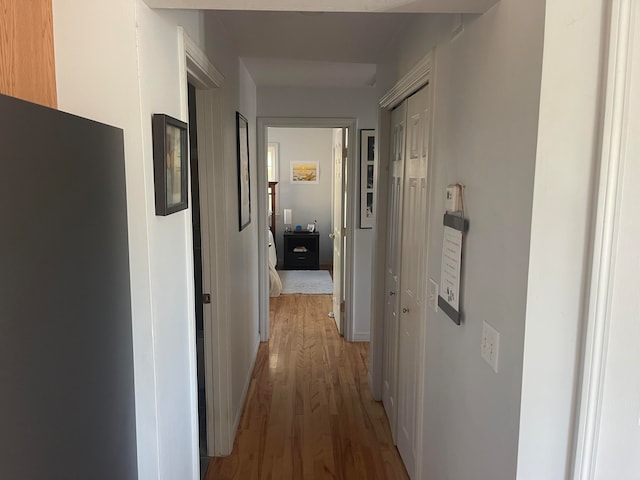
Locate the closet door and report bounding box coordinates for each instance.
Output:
[382,101,407,440]
[397,84,431,477]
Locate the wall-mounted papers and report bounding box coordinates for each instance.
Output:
[438,213,469,325]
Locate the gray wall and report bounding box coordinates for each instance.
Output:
[380,2,545,478]
[268,127,333,266]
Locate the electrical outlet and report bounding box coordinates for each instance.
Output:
[428,278,439,312]
[481,321,500,373]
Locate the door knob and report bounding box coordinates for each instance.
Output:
[389,291,396,296]
[402,307,410,313]
[329,233,336,239]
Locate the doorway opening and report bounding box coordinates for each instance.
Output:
[187,83,208,473]
[257,118,357,342]
[181,27,237,470]
[264,126,347,333]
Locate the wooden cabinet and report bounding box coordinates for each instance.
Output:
[0,0,57,108]
[283,232,319,270]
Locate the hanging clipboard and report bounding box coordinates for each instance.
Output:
[438,213,469,325]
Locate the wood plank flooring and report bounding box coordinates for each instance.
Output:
[206,294,408,480]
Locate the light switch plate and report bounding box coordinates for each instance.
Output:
[481,321,500,373]
[428,279,439,312]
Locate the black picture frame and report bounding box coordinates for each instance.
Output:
[236,112,251,231]
[360,129,375,228]
[152,113,188,216]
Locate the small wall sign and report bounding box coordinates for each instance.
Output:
[438,213,469,325]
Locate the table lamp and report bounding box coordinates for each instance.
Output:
[283,208,292,232]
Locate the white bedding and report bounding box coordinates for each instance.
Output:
[268,230,281,297]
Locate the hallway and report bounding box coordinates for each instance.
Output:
[206,294,408,479]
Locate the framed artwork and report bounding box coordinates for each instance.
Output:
[360,129,375,228]
[236,112,251,231]
[152,113,188,216]
[290,161,319,184]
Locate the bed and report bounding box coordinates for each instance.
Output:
[268,229,282,297]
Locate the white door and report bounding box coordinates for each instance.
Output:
[330,127,346,334]
[592,125,640,479]
[397,85,431,477]
[382,101,407,441]
[587,7,640,476]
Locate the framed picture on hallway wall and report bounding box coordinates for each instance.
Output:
[236,112,251,231]
[152,113,188,216]
[360,129,375,228]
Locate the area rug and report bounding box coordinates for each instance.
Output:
[278,270,333,294]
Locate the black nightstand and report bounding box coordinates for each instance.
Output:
[283,232,320,270]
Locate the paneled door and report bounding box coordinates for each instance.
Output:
[578,7,640,477]
[397,84,431,477]
[330,127,347,334]
[382,100,407,441]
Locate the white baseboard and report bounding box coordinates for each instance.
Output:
[231,333,261,440]
[352,332,370,342]
[367,371,375,396]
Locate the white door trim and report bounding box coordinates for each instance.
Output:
[178,28,234,460]
[379,52,434,110]
[256,118,269,343]
[368,50,435,400]
[257,117,358,342]
[371,49,434,479]
[571,2,635,479]
[369,107,391,400]
[183,32,224,89]
[370,50,433,398]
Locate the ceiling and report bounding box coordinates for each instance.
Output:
[212,11,413,63]
[208,10,419,87]
[241,58,377,88]
[149,2,499,88]
[146,0,498,13]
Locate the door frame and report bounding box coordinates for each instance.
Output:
[571,1,635,478]
[257,117,357,341]
[370,51,434,479]
[177,29,235,460]
[370,51,434,398]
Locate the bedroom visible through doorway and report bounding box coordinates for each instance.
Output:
[265,125,348,331]
[257,117,356,344]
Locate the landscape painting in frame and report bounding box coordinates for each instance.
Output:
[290,161,319,184]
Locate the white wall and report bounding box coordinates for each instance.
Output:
[379,2,614,479]
[517,0,607,478]
[202,12,261,434]
[54,3,260,478]
[258,86,377,340]
[136,6,200,478]
[382,1,545,478]
[267,127,333,266]
[53,2,162,478]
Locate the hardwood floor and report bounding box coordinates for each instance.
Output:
[206,294,408,480]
